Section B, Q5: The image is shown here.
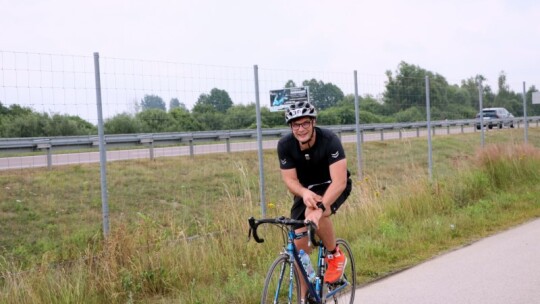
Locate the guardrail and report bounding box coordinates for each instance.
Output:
[1,117,539,155]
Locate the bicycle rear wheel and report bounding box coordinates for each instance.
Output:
[261,254,301,304]
[325,238,356,304]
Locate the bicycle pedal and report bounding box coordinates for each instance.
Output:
[327,279,346,289]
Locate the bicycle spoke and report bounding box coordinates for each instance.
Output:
[262,255,300,304]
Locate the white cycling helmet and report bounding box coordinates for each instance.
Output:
[285,101,317,124]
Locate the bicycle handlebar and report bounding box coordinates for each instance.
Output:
[248,216,318,246]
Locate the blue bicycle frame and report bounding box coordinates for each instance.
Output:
[282,230,350,303]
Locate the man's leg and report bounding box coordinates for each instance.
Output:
[292,197,311,301]
[294,228,310,301]
[315,212,336,251]
[310,202,347,283]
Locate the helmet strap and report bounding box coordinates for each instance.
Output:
[300,127,315,146]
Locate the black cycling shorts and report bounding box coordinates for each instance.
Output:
[290,178,352,229]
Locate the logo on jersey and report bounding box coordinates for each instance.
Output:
[331,151,340,158]
[281,158,287,165]
[305,154,310,160]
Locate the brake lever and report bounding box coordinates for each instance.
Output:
[305,221,318,247]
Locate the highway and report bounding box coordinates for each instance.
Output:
[0,126,476,170]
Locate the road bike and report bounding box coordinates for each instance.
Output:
[248,216,356,303]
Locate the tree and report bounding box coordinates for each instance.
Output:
[317,106,355,125]
[192,111,226,131]
[140,94,166,111]
[223,104,256,129]
[393,106,425,122]
[169,108,202,131]
[384,61,449,115]
[0,101,8,115]
[261,107,285,128]
[43,114,96,136]
[105,113,141,134]
[169,98,186,111]
[136,109,175,133]
[284,80,296,88]
[460,75,487,110]
[302,79,344,110]
[492,71,522,115]
[192,88,233,113]
[359,95,390,116]
[1,112,48,137]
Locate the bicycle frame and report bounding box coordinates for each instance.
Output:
[287,229,323,303]
[249,216,352,303]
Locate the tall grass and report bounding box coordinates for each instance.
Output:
[1,130,540,303]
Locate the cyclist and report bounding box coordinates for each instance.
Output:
[277,100,352,298]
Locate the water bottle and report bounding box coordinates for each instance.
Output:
[299,249,316,282]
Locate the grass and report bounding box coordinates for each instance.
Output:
[0,128,539,303]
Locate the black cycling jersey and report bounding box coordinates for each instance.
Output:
[277,127,347,188]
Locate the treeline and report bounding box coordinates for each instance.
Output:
[0,103,96,137]
[1,62,538,138]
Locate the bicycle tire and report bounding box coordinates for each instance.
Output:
[261,254,301,304]
[325,238,356,304]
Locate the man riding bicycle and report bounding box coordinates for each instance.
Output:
[277,100,352,299]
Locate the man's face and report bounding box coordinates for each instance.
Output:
[290,117,314,143]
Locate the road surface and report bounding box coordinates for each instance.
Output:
[354,218,540,304]
[0,126,476,170]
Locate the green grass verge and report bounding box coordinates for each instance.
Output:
[0,128,539,303]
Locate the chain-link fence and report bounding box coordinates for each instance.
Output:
[1,51,539,271]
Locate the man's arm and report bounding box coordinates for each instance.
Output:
[280,168,322,209]
[319,158,348,211]
[304,158,348,226]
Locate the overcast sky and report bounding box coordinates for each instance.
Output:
[2,0,539,117]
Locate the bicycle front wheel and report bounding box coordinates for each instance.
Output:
[325,238,356,304]
[261,254,301,304]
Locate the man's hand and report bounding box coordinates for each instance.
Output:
[302,189,322,210]
[305,207,323,228]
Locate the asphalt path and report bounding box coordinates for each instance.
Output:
[354,218,540,304]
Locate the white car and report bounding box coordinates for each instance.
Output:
[475,107,515,129]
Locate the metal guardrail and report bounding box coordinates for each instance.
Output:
[1,117,539,153]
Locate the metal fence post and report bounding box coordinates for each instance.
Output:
[46,147,52,169]
[478,81,485,147]
[523,81,528,144]
[425,76,433,180]
[93,52,110,237]
[37,141,52,169]
[149,141,155,160]
[254,65,266,217]
[353,70,363,180]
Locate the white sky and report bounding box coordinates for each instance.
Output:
[2,0,540,119]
